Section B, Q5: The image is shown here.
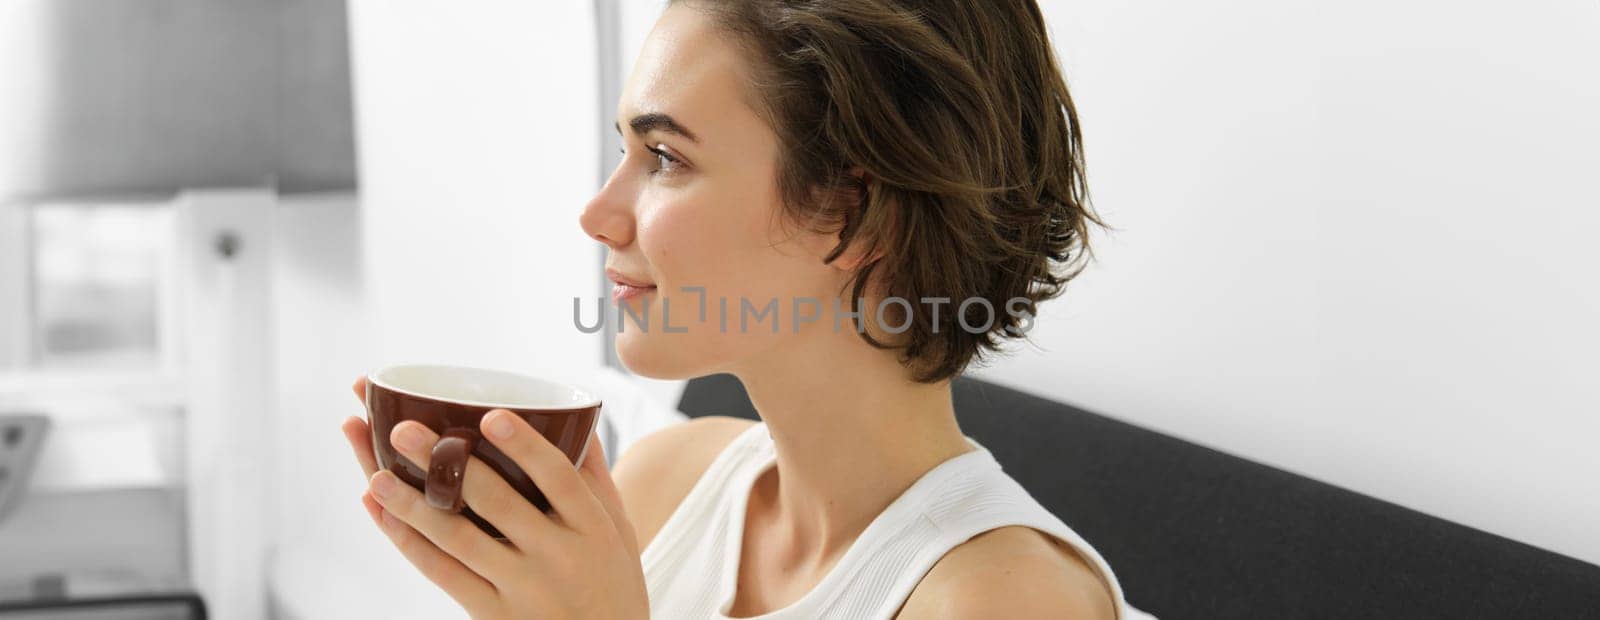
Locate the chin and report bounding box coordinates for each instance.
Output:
[614,329,719,381]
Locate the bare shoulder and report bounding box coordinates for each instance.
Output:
[898,526,1117,620]
[611,415,756,550]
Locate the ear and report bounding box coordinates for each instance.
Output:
[821,167,885,272]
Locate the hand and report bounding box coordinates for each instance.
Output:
[341,377,648,619]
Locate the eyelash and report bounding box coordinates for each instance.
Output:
[620,144,684,177]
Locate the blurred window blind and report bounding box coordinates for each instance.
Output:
[3,200,174,373]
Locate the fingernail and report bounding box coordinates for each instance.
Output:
[485,410,515,440]
[392,424,424,452]
[370,471,396,500]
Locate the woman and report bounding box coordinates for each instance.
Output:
[341,0,1155,618]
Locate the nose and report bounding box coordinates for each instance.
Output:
[579,172,636,250]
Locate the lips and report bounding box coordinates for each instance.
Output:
[606,268,656,303]
[611,283,655,303]
[605,268,654,288]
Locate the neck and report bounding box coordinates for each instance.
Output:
[728,326,973,561]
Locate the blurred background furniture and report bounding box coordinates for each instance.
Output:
[677,373,1600,619]
[0,592,205,619]
[0,390,194,617]
[0,415,48,523]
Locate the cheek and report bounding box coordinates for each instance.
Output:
[618,191,775,379]
[617,184,845,379]
[636,189,776,299]
[637,197,719,289]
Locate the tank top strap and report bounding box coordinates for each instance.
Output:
[698,421,776,487]
[639,422,774,573]
[816,445,1137,620]
[642,424,1151,620]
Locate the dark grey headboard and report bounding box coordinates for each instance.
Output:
[677,373,1600,618]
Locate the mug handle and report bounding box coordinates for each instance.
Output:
[425,428,479,512]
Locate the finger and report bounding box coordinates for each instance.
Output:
[352,376,370,404]
[388,420,553,547]
[364,491,500,616]
[479,410,606,527]
[361,490,384,528]
[369,470,519,586]
[576,431,638,553]
[342,416,380,479]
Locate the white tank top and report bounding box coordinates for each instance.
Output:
[641,423,1158,620]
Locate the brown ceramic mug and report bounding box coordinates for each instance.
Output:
[364,364,602,538]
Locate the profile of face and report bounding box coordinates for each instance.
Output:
[579,4,860,380]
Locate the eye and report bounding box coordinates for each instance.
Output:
[646,144,684,175]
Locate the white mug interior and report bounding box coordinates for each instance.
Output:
[370,364,601,410]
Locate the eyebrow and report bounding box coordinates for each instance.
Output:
[615,113,701,143]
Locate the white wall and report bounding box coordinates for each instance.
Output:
[972,0,1600,565]
[176,189,277,620]
[0,1,53,199]
[272,4,608,615]
[266,192,473,619]
[347,1,604,383]
[268,193,371,558]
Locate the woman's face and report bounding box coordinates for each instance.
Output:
[580,4,849,380]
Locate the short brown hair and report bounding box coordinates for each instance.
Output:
[685,0,1105,383]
